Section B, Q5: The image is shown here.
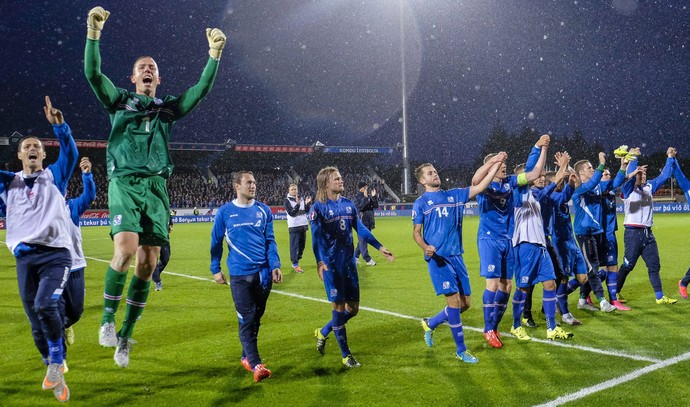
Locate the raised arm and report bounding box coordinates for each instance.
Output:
[578,152,607,194]
[472,157,499,186]
[174,29,226,118]
[673,159,690,195]
[67,158,97,225]
[469,152,506,199]
[44,97,78,194]
[525,135,550,172]
[84,6,121,108]
[522,135,551,184]
[552,151,571,185]
[649,148,676,193]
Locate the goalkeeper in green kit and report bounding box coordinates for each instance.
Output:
[84,6,226,368]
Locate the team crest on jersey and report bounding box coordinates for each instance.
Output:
[131,97,140,105]
[153,98,163,105]
[256,211,262,218]
[521,276,529,284]
[346,206,352,214]
[442,281,450,289]
[328,210,334,216]
[448,196,454,203]
[330,288,338,297]
[113,214,122,226]
[487,264,495,272]
[427,200,434,205]
[503,183,510,191]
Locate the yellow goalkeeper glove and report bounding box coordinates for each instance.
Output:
[87,6,110,40]
[206,28,226,60]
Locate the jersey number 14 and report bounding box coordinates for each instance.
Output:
[435,207,449,217]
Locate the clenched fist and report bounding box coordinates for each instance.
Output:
[206,28,227,59]
[87,6,110,40]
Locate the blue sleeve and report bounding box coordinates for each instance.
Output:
[355,218,383,250]
[574,169,603,197]
[263,208,281,270]
[610,170,626,189]
[66,173,97,225]
[46,122,79,194]
[210,207,226,274]
[309,205,329,264]
[524,145,541,172]
[549,183,574,207]
[621,176,636,199]
[649,157,675,193]
[533,183,556,203]
[673,161,690,196]
[412,199,424,225]
[0,170,15,200]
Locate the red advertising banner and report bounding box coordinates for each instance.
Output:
[42,139,109,148]
[82,210,110,219]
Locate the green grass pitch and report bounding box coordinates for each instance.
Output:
[1,214,689,406]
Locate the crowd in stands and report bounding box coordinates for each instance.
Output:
[64,166,397,209]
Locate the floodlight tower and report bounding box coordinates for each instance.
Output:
[400,0,411,195]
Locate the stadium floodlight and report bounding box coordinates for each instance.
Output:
[399,0,411,195]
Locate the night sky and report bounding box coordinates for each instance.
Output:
[1,1,688,165]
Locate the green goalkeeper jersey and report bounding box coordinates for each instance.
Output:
[85,39,219,179]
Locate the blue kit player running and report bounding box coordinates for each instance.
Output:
[310,167,394,368]
[617,148,677,304]
[210,171,283,382]
[60,157,97,370]
[414,157,504,363]
[0,97,78,402]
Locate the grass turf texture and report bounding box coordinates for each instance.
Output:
[1,214,689,406]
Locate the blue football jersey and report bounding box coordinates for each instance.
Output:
[309,197,381,269]
[551,184,576,243]
[412,188,470,258]
[476,176,519,240]
[210,199,280,276]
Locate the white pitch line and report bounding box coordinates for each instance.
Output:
[275,289,661,363]
[534,351,690,407]
[81,254,661,363]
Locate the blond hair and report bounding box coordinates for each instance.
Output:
[315,166,339,203]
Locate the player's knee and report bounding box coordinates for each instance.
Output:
[35,303,59,321]
[111,251,135,270]
[346,305,359,316]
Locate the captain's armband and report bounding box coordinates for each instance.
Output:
[517,172,528,186]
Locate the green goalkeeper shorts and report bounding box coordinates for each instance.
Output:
[108,175,170,246]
